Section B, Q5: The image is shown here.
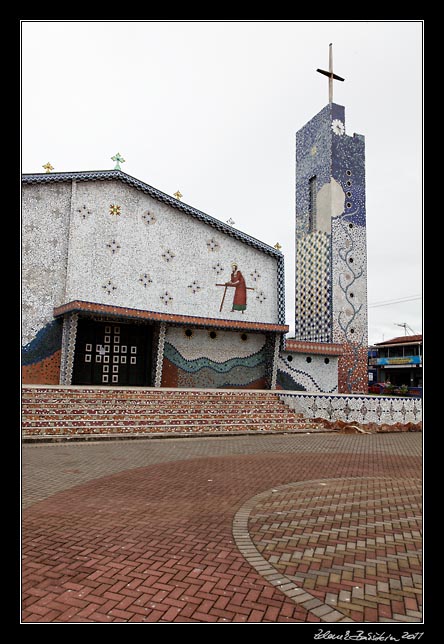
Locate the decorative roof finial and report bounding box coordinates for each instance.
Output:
[316,43,345,104]
[274,242,282,251]
[111,152,125,170]
[42,162,54,173]
[173,190,183,201]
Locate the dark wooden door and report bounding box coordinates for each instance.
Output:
[72,319,152,386]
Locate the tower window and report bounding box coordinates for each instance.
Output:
[308,176,317,232]
[346,170,352,176]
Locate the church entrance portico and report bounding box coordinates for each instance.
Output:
[72,318,153,387]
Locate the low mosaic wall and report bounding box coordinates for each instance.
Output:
[279,392,422,426]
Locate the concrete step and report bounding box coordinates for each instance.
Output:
[23,422,325,437]
[21,385,317,439]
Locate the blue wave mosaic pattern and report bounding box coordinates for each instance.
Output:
[164,341,266,388]
[22,320,63,365]
[163,341,266,374]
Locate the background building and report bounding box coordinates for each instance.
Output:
[369,334,422,388]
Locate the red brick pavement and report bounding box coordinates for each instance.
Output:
[22,439,422,623]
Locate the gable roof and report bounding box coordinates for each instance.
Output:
[22,169,282,258]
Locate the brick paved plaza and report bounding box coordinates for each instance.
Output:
[22,433,422,623]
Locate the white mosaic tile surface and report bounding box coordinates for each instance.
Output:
[279,392,422,425]
[277,353,338,393]
[166,327,266,361]
[21,183,72,345]
[65,181,279,324]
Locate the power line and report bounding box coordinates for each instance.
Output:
[369,295,422,309]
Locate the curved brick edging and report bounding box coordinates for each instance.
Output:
[232,477,422,623]
[233,479,353,623]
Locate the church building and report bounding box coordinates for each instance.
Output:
[22,48,368,394]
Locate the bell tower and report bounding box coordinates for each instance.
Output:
[294,45,368,393]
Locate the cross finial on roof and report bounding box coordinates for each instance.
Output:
[316,43,345,104]
[111,152,125,170]
[174,190,183,200]
[274,242,282,251]
[42,162,54,173]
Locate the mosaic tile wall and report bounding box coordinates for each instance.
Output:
[22,174,283,385]
[276,352,338,393]
[22,183,72,346]
[294,230,331,342]
[22,319,63,384]
[294,103,368,392]
[64,180,279,325]
[161,326,268,388]
[279,392,422,426]
[331,123,368,393]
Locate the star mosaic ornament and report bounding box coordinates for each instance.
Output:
[109,204,121,216]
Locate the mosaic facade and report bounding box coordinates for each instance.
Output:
[294,103,368,393]
[22,101,370,395]
[277,352,338,393]
[279,392,422,426]
[161,327,267,389]
[22,172,286,385]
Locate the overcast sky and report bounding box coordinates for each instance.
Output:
[21,20,423,345]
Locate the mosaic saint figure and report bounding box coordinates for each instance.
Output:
[226,262,247,313]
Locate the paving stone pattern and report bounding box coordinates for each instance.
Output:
[22,433,422,623]
[235,477,421,623]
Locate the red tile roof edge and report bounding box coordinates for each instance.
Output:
[284,339,344,356]
[53,301,289,334]
[374,334,422,346]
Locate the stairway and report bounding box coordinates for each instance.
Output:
[21,385,325,440]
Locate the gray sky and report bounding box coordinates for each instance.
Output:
[21,20,423,345]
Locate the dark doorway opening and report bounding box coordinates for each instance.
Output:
[72,319,153,386]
